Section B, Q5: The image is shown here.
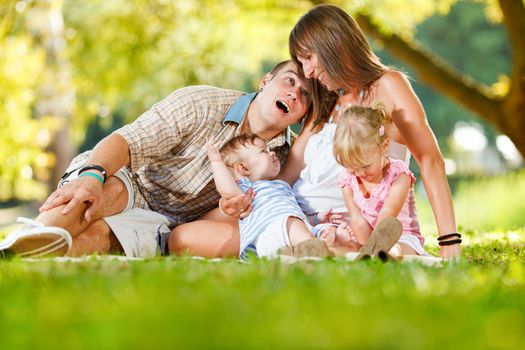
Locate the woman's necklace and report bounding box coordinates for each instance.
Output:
[331,89,365,123]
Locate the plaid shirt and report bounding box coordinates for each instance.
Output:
[115,85,290,227]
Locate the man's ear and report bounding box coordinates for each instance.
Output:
[234,162,251,177]
[259,72,273,90]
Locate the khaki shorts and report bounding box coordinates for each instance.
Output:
[60,151,171,257]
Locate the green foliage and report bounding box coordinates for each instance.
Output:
[0,35,54,200]
[417,170,525,235]
[0,247,524,349]
[62,0,310,142]
[0,0,516,201]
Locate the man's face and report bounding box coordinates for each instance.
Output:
[257,62,310,131]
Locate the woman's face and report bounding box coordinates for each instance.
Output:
[296,51,337,91]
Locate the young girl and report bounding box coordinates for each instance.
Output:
[333,104,427,257]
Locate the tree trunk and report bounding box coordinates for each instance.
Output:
[27,0,76,190]
[353,0,525,158]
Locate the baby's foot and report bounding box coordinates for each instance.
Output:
[320,226,336,247]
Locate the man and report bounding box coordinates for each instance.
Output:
[0,60,313,258]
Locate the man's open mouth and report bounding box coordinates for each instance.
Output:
[276,100,290,113]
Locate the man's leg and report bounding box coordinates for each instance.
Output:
[67,219,124,256]
[0,176,129,258]
[37,176,129,238]
[168,208,240,258]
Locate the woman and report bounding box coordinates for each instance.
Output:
[286,4,460,258]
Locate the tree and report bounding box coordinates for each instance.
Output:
[334,0,525,158]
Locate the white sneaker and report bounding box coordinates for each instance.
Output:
[0,218,72,258]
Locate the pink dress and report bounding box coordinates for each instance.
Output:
[337,158,424,246]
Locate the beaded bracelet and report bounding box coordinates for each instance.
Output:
[218,198,228,217]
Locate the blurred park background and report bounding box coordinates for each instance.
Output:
[1,0,524,234]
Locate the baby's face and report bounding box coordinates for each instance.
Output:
[238,138,281,181]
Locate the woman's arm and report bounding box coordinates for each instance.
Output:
[378,71,459,258]
[342,186,372,245]
[278,119,318,185]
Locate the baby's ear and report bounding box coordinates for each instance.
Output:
[233,162,251,177]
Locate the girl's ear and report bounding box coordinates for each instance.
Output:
[234,162,251,176]
[381,138,390,154]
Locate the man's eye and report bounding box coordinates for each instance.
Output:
[286,77,295,85]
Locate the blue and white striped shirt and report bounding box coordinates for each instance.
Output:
[238,177,310,258]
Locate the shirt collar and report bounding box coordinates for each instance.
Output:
[222,92,257,125]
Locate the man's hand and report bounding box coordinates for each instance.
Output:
[219,188,256,219]
[39,176,104,222]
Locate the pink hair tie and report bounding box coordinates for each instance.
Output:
[378,125,385,136]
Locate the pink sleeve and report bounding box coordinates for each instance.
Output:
[337,169,353,188]
[388,159,416,185]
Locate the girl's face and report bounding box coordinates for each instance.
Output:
[347,142,389,183]
[296,51,337,91]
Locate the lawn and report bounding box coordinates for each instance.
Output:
[1,172,524,349]
[0,236,524,349]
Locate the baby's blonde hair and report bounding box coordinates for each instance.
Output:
[333,103,391,169]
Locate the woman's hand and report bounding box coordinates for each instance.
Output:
[219,188,256,219]
[440,240,461,259]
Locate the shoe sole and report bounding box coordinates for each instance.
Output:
[356,217,402,261]
[286,238,333,258]
[1,233,70,258]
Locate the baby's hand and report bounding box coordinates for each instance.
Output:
[206,138,222,162]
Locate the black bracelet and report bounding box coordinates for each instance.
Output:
[438,239,462,246]
[78,164,108,183]
[437,233,462,241]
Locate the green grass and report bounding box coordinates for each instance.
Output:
[1,236,524,349]
[1,172,525,349]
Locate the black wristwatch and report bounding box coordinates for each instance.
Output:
[78,164,108,183]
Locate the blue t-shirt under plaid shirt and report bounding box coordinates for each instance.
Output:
[238,177,310,259]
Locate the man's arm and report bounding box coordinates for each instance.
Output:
[39,133,131,221]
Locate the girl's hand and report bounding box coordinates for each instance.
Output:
[328,211,350,225]
[219,188,256,219]
[206,138,222,162]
